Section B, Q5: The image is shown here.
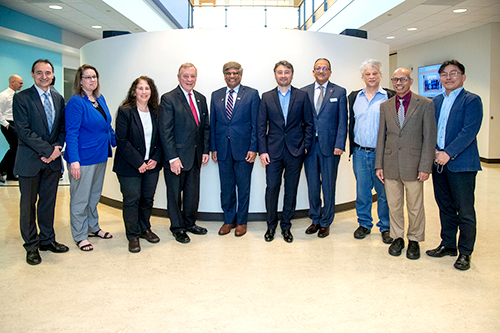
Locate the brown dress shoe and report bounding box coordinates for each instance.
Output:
[305,224,319,234]
[218,223,236,235]
[235,224,247,237]
[318,226,330,238]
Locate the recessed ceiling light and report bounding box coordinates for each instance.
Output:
[48,5,63,10]
[453,9,467,13]
[92,25,102,29]
[386,36,395,39]
[407,27,417,31]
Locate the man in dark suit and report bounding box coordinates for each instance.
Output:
[302,58,347,238]
[426,60,483,271]
[375,68,436,260]
[159,63,210,244]
[13,59,68,265]
[210,61,260,237]
[258,60,314,243]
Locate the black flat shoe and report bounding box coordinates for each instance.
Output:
[265,229,275,242]
[381,231,393,244]
[128,237,140,253]
[140,229,160,243]
[186,225,208,235]
[354,226,371,239]
[173,231,190,244]
[454,254,471,271]
[406,241,420,260]
[426,245,458,257]
[389,237,405,256]
[39,241,69,253]
[282,229,293,243]
[26,249,41,265]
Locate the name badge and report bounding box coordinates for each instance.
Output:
[330,98,338,102]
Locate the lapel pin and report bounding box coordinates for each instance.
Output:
[237,97,241,100]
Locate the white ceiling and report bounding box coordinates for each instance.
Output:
[1,0,499,53]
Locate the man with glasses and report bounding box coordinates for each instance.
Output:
[426,60,482,271]
[210,62,260,237]
[301,58,347,238]
[375,68,436,260]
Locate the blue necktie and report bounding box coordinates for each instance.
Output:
[226,89,234,120]
[43,92,54,132]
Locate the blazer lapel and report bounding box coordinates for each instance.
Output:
[232,86,245,118]
[31,86,50,133]
[132,107,146,146]
[272,88,285,123]
[402,95,419,129]
[177,87,197,125]
[445,89,465,135]
[318,82,334,116]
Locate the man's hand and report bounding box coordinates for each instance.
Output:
[138,162,147,173]
[170,159,183,175]
[146,159,157,170]
[376,169,384,184]
[334,148,344,156]
[245,151,257,163]
[211,151,217,163]
[417,172,429,182]
[71,161,81,180]
[435,150,450,166]
[260,153,270,166]
[202,154,209,165]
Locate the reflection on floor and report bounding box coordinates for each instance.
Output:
[1,164,499,332]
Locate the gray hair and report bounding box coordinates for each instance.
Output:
[359,59,382,77]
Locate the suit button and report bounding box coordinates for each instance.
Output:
[399,147,402,150]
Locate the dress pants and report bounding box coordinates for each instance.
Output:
[304,138,340,227]
[0,121,18,178]
[164,152,201,234]
[265,148,305,231]
[385,178,425,242]
[117,170,160,240]
[69,162,107,243]
[432,164,477,255]
[218,143,254,225]
[352,147,390,232]
[19,164,61,251]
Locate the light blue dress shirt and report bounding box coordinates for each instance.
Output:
[278,87,291,125]
[353,86,388,148]
[226,84,240,108]
[437,87,463,149]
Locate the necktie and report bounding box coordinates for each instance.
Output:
[398,99,405,128]
[43,92,54,132]
[316,85,324,114]
[226,89,234,120]
[188,93,199,126]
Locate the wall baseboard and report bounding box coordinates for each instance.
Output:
[480,158,500,163]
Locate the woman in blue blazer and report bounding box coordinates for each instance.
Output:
[64,64,116,251]
[113,76,162,253]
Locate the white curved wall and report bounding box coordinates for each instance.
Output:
[81,28,390,213]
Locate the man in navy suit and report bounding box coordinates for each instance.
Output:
[13,59,68,265]
[302,58,347,238]
[258,60,314,243]
[426,60,483,271]
[210,62,260,237]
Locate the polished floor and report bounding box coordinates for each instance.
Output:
[0,165,499,333]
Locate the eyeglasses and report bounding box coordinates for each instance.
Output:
[391,77,409,83]
[315,67,330,71]
[224,71,240,76]
[82,75,97,80]
[440,70,461,78]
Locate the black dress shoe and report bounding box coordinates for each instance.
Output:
[318,226,330,238]
[381,231,393,244]
[282,229,293,243]
[454,254,471,271]
[354,226,371,239]
[406,240,420,260]
[426,245,458,257]
[128,237,140,253]
[186,225,208,235]
[26,249,41,265]
[173,231,191,244]
[140,229,160,243]
[305,224,319,234]
[39,241,69,253]
[264,229,275,242]
[388,237,405,256]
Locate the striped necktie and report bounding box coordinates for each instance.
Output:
[43,92,54,132]
[226,89,234,120]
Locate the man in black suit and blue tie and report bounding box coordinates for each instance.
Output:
[210,62,260,237]
[13,59,69,265]
[258,60,314,243]
[302,58,348,238]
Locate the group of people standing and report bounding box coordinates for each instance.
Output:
[8,57,482,272]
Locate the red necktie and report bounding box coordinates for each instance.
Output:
[188,93,199,126]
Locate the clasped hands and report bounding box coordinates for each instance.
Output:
[41,146,62,164]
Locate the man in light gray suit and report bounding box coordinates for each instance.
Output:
[375,68,436,260]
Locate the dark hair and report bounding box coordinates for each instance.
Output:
[73,64,100,98]
[120,76,160,116]
[314,58,331,70]
[438,60,465,75]
[31,59,54,73]
[274,60,294,73]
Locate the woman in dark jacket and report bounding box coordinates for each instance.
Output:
[113,76,162,253]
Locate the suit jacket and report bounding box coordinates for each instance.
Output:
[210,85,260,161]
[12,85,65,177]
[257,86,314,159]
[113,105,162,177]
[433,89,482,172]
[348,88,396,156]
[64,94,116,166]
[302,81,348,156]
[375,92,437,181]
[159,85,210,171]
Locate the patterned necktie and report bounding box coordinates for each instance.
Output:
[398,98,405,128]
[316,85,324,114]
[226,89,234,120]
[188,93,199,126]
[43,92,54,132]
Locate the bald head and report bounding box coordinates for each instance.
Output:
[391,68,413,97]
[9,75,23,91]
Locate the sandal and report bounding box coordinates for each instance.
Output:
[88,229,113,239]
[77,240,93,251]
